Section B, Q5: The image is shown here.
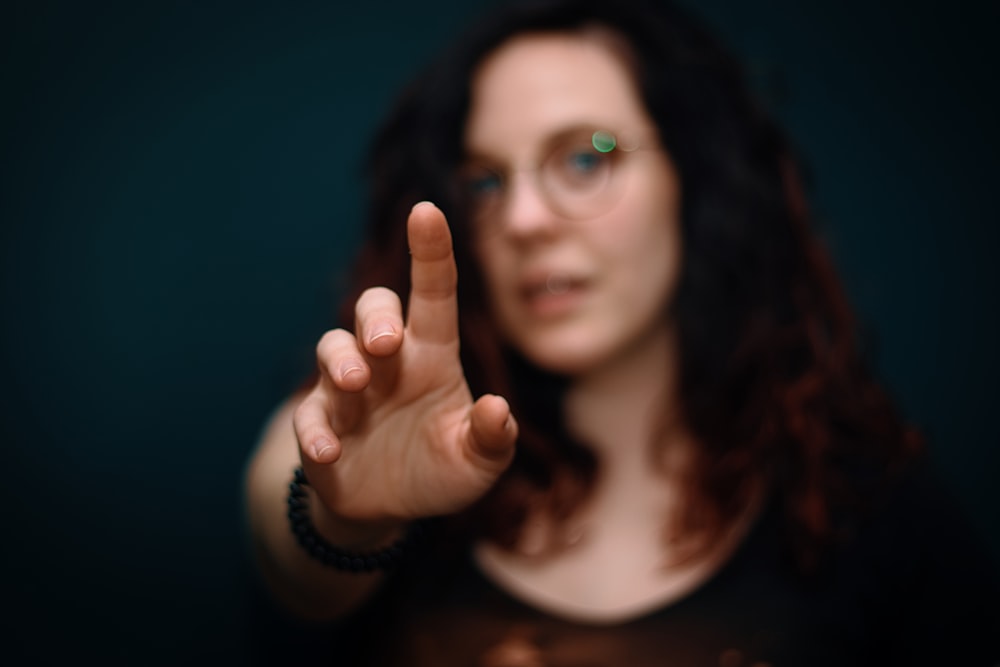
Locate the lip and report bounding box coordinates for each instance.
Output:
[518,270,589,318]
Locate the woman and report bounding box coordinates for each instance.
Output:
[245,0,998,664]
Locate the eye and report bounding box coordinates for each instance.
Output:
[461,166,504,200]
[549,142,611,190]
[567,150,603,174]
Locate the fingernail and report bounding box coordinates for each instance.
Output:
[313,441,334,461]
[339,362,363,381]
[368,323,395,345]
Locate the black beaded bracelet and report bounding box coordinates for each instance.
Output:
[286,467,422,572]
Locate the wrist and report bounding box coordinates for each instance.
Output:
[306,486,407,551]
[287,467,423,572]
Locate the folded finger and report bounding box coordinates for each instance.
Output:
[293,391,343,464]
[316,328,371,392]
[466,394,518,472]
[355,286,404,357]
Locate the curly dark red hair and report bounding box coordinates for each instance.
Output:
[338,0,922,570]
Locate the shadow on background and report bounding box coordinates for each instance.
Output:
[1,0,997,664]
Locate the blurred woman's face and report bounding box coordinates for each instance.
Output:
[465,31,683,376]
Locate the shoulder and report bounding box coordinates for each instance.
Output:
[839,458,1000,664]
[855,459,993,561]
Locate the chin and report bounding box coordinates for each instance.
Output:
[515,335,617,378]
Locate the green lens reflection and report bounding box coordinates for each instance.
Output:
[592,131,616,153]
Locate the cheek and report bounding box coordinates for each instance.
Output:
[601,205,682,308]
[613,240,679,334]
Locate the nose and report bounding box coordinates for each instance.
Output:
[497,171,563,240]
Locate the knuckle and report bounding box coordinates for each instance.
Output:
[359,285,396,302]
[293,397,332,443]
[315,328,352,359]
[292,395,318,429]
[355,287,402,320]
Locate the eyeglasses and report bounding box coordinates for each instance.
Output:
[458,127,655,232]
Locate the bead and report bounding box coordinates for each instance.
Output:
[286,466,420,572]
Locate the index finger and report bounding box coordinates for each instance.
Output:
[406,201,459,344]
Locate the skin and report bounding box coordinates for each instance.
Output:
[466,33,752,623]
[245,31,749,624]
[245,202,518,620]
[467,33,683,378]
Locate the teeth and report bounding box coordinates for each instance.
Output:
[545,275,572,295]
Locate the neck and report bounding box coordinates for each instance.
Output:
[564,321,688,473]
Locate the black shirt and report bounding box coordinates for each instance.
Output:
[252,463,999,666]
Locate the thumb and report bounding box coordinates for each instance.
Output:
[466,394,518,471]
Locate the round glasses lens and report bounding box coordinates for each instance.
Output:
[542,131,616,217]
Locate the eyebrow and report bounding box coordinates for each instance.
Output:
[462,123,608,165]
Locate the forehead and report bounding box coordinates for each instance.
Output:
[464,31,652,157]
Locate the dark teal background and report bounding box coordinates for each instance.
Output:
[2,1,997,663]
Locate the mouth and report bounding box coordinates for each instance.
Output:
[519,271,588,317]
[544,274,574,295]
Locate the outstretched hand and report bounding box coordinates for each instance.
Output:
[293,202,517,524]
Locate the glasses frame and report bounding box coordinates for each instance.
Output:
[458,126,657,232]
